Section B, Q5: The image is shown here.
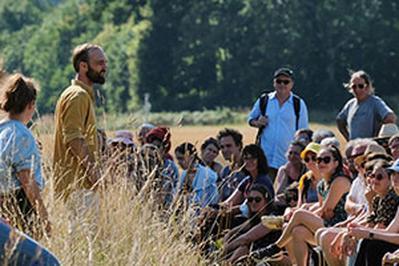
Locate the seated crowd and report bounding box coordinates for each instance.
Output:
[94,122,399,266]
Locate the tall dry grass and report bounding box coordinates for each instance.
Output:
[25,119,210,265]
[28,114,342,265]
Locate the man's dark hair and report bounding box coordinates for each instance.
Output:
[290,140,306,151]
[201,137,220,151]
[175,142,202,164]
[72,43,102,72]
[216,128,243,148]
[296,129,313,141]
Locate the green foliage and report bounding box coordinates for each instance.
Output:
[1,0,399,114]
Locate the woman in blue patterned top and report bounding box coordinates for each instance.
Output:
[0,74,50,237]
[250,145,351,266]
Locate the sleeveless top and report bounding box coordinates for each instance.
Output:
[298,171,319,203]
[317,170,350,227]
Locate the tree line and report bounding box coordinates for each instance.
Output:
[0,0,398,114]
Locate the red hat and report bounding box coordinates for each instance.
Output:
[145,126,171,153]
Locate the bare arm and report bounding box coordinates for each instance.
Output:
[320,177,351,219]
[221,189,244,209]
[345,195,365,216]
[336,119,349,141]
[249,116,268,128]
[274,167,285,194]
[349,227,399,245]
[383,113,397,124]
[225,223,271,251]
[17,170,50,233]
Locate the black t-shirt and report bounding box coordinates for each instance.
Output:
[237,174,275,199]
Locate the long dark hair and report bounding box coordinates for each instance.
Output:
[248,184,273,216]
[323,145,344,178]
[242,144,269,176]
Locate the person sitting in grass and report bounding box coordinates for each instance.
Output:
[250,146,351,266]
[348,158,399,265]
[216,128,247,201]
[222,184,280,264]
[200,137,223,177]
[145,126,179,189]
[175,142,219,208]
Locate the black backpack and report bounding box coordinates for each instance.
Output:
[255,92,301,145]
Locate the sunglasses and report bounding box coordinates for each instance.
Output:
[276,79,290,85]
[366,171,386,181]
[350,83,367,90]
[316,156,333,164]
[304,155,317,163]
[247,196,262,203]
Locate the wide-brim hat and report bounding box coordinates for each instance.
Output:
[375,123,399,140]
[354,144,387,165]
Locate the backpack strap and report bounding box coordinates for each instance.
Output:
[259,92,269,116]
[255,92,269,145]
[293,94,301,130]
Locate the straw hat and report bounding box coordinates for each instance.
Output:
[375,123,399,140]
[354,143,387,166]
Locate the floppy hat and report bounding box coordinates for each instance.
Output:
[375,123,399,140]
[300,142,321,159]
[109,130,134,146]
[354,143,387,166]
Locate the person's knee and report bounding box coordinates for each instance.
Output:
[291,209,306,221]
[292,225,309,240]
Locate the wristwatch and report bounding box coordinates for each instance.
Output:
[368,232,374,239]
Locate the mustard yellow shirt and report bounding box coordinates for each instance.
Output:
[53,80,98,198]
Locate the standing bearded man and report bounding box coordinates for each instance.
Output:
[53,43,107,200]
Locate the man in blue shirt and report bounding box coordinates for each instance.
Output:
[248,67,309,181]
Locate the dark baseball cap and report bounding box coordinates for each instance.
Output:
[273,67,294,79]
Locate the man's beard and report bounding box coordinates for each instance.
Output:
[87,65,106,84]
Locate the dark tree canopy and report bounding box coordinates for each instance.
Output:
[0,0,398,114]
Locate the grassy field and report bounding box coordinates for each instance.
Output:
[29,119,343,265]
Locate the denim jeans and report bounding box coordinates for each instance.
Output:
[0,219,60,265]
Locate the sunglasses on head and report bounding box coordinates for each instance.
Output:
[276,79,290,85]
[304,155,317,163]
[350,83,367,90]
[316,156,333,164]
[247,196,262,203]
[243,155,256,161]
